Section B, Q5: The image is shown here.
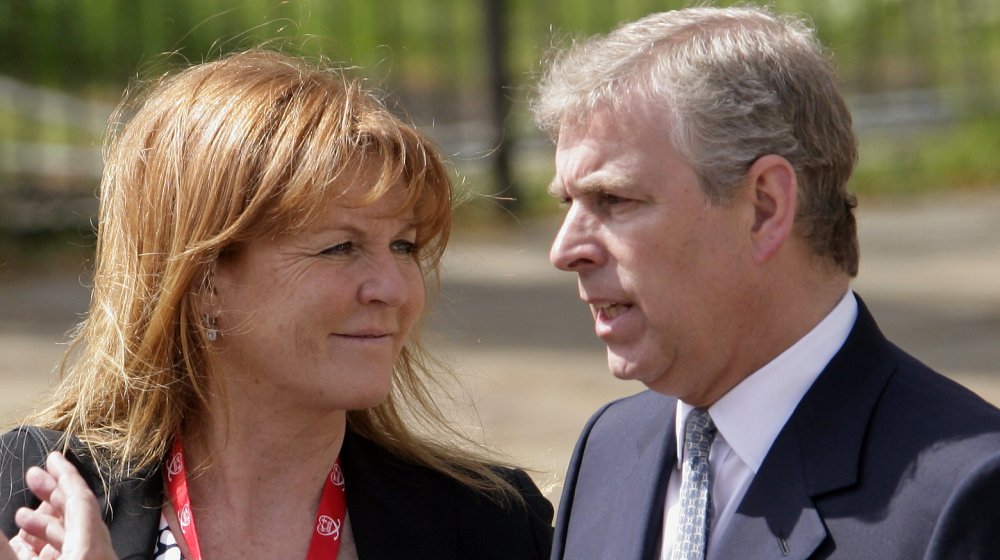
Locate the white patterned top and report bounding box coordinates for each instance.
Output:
[154,512,184,560]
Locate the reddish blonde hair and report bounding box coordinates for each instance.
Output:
[32,50,515,497]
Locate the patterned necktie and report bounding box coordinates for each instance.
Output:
[671,408,717,560]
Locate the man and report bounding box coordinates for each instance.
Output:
[533,6,1000,560]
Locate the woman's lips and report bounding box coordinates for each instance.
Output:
[332,331,394,343]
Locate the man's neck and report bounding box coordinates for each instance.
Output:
[695,267,851,408]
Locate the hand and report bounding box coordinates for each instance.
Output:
[0,530,37,560]
[3,452,116,560]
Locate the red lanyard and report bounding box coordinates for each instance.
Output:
[164,438,348,559]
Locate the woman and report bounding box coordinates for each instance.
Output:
[0,50,552,559]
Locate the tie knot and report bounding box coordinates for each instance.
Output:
[684,408,716,455]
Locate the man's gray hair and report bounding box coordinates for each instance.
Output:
[533,5,860,276]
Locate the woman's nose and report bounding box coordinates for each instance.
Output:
[359,256,412,307]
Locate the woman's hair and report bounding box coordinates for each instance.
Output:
[533,6,859,276]
[29,49,516,498]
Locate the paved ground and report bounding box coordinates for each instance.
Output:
[2,191,999,505]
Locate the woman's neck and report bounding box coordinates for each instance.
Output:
[188,408,345,478]
[173,396,348,559]
[186,364,350,488]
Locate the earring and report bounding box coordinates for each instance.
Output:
[205,315,218,341]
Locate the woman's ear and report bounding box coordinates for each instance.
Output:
[747,154,797,264]
[193,267,221,317]
[193,268,222,341]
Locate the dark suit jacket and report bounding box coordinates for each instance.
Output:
[553,297,1000,559]
[1,428,553,559]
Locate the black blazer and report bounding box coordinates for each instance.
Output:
[553,296,1000,559]
[1,428,553,559]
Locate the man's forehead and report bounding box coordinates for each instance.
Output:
[554,106,673,171]
[548,101,691,199]
[556,107,623,143]
[550,110,644,195]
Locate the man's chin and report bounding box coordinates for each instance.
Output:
[607,349,681,396]
[607,351,644,382]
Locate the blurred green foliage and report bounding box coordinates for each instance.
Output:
[853,115,1000,195]
[0,0,997,232]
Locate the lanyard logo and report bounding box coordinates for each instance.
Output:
[316,515,342,539]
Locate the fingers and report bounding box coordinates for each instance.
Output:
[44,453,114,558]
[31,453,97,514]
[14,452,116,559]
[0,530,17,560]
[0,534,40,560]
[24,466,60,509]
[18,458,74,552]
[12,499,57,555]
[15,505,65,551]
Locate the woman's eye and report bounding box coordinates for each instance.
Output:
[321,242,354,256]
[391,239,419,256]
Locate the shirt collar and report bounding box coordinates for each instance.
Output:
[675,290,858,471]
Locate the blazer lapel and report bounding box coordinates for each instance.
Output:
[711,424,825,560]
[713,296,897,560]
[340,432,459,560]
[614,409,678,560]
[591,392,678,560]
[558,391,677,560]
[103,470,164,560]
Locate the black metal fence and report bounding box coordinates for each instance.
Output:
[1,0,998,234]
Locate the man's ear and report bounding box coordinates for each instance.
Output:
[747,154,797,264]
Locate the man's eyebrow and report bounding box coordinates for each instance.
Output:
[548,174,631,198]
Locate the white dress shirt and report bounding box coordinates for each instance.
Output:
[660,291,857,560]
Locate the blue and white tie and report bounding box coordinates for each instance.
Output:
[671,408,717,560]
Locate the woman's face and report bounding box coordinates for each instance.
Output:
[208,182,426,415]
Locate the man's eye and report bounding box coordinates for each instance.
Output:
[600,192,626,205]
[391,240,419,256]
[321,242,354,255]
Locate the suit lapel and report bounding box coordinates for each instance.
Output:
[103,471,164,560]
[614,408,678,560]
[712,422,825,560]
[590,391,677,560]
[340,432,459,560]
[558,391,677,560]
[714,296,897,560]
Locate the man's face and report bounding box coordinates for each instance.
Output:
[548,103,757,405]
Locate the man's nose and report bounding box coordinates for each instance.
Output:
[550,205,603,272]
